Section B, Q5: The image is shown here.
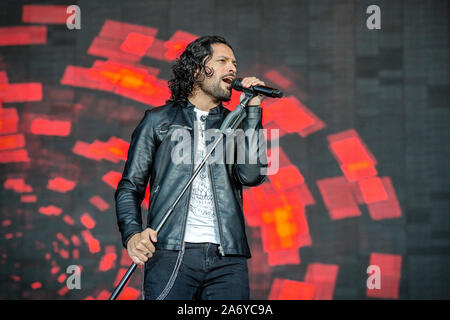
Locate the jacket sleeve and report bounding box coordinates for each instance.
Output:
[232,105,268,187]
[115,109,155,248]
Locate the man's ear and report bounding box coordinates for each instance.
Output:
[194,66,201,79]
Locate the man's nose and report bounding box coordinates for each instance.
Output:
[228,62,237,74]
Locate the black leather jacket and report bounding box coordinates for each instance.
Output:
[115,100,267,258]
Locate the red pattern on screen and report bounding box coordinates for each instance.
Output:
[366,253,402,299]
[268,279,315,300]
[22,5,69,24]
[0,15,405,300]
[47,177,76,193]
[0,26,47,46]
[30,118,71,136]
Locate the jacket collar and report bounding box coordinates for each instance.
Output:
[185,99,224,116]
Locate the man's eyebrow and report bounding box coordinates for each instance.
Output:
[216,56,237,63]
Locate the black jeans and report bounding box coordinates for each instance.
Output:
[142,242,249,300]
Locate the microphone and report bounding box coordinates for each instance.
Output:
[231,78,283,98]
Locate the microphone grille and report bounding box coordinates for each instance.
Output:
[231,77,243,90]
[273,89,283,98]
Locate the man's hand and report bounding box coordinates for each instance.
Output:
[126,228,158,266]
[239,76,266,106]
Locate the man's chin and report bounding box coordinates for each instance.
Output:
[205,85,231,102]
[218,81,233,100]
[221,95,231,102]
[220,88,232,102]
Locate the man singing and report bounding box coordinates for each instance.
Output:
[115,35,268,300]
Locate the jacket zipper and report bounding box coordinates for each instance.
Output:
[179,116,195,251]
[180,164,193,252]
[205,120,225,256]
[208,164,225,256]
[169,122,193,244]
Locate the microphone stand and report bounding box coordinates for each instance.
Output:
[109,91,256,300]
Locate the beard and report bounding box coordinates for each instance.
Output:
[198,76,232,102]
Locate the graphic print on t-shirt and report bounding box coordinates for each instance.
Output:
[184,108,220,244]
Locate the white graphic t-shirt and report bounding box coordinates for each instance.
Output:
[184,108,220,244]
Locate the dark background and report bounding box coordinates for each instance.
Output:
[0,0,448,299]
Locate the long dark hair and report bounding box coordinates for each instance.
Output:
[166,35,234,104]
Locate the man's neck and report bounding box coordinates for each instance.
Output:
[188,90,221,112]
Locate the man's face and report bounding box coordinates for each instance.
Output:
[196,43,237,102]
